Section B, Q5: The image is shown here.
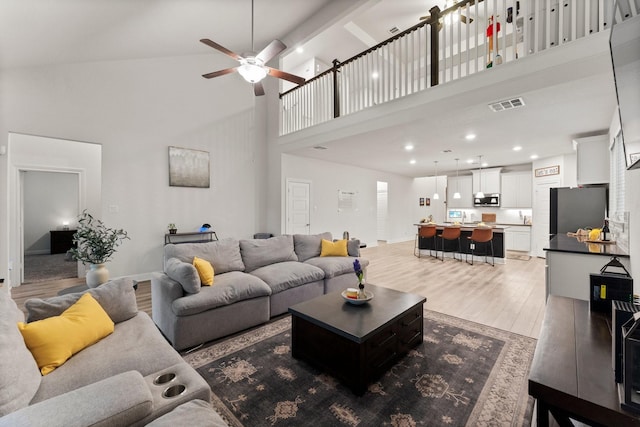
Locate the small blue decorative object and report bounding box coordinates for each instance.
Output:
[199,223,211,232]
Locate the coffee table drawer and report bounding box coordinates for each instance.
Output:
[398,305,424,352]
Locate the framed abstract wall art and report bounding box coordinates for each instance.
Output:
[168,146,210,188]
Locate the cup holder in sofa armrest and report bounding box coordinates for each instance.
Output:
[162,384,186,398]
[153,372,176,385]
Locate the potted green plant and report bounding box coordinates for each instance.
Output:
[168,223,177,234]
[70,210,129,288]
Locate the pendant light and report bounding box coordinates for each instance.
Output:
[476,155,485,198]
[453,158,461,199]
[433,160,440,200]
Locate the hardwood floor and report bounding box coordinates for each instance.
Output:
[10,240,545,339]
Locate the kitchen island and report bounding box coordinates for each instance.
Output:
[415,224,507,264]
[544,234,631,301]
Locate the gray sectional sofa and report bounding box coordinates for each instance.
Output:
[0,278,218,427]
[152,233,368,351]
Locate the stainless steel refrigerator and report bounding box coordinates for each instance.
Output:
[549,186,608,235]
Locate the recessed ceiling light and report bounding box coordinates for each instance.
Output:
[409,159,416,164]
[530,154,539,160]
[296,46,304,54]
[404,144,414,151]
[466,159,474,164]
[482,162,488,167]
[513,146,522,151]
[465,134,476,141]
[372,71,379,79]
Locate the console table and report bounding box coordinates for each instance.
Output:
[528,295,640,426]
[164,231,218,245]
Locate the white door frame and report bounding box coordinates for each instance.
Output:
[285,178,311,235]
[17,167,84,284]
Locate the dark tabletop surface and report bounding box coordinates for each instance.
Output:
[288,284,426,343]
[544,234,630,257]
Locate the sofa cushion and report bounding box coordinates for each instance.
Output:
[165,257,201,294]
[193,256,214,286]
[347,239,361,257]
[172,271,271,316]
[164,239,245,274]
[305,257,370,279]
[0,290,41,416]
[31,312,184,403]
[250,261,325,294]
[25,277,138,324]
[240,235,298,273]
[320,239,348,257]
[293,232,332,262]
[18,293,115,375]
[146,399,227,427]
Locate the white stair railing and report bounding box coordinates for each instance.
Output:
[280,0,635,136]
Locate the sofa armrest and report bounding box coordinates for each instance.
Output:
[0,371,153,427]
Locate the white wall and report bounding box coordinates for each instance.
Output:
[23,171,79,254]
[281,154,416,245]
[412,176,446,224]
[1,54,267,284]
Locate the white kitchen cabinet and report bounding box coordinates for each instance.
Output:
[574,135,609,185]
[505,226,531,252]
[501,172,532,208]
[446,175,473,208]
[472,167,502,194]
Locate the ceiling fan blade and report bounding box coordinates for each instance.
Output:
[202,68,238,79]
[256,39,286,64]
[200,39,242,61]
[253,82,265,96]
[266,67,305,86]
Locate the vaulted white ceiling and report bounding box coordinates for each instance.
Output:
[0,0,618,177]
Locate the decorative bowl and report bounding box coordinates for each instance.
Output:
[341,290,374,305]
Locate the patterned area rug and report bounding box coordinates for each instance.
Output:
[184,310,535,427]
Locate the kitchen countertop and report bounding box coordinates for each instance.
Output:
[415,223,506,232]
[544,234,630,257]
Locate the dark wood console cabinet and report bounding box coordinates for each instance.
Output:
[50,230,76,254]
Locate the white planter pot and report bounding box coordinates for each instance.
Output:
[86,263,109,288]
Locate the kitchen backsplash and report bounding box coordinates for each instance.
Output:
[447,207,533,225]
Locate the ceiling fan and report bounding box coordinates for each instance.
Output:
[199,0,305,96]
[420,0,474,29]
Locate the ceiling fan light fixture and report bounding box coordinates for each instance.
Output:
[237,58,268,83]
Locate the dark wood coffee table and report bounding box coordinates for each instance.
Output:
[288,284,426,395]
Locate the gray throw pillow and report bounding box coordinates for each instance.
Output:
[293,232,332,262]
[165,257,201,294]
[347,239,361,257]
[25,277,138,324]
[240,235,298,272]
[0,291,41,416]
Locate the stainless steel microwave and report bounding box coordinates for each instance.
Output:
[474,194,500,207]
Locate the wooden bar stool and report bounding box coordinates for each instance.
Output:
[466,227,494,266]
[436,226,462,262]
[414,225,437,258]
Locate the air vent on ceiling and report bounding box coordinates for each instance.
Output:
[388,26,400,34]
[488,97,525,112]
[313,145,328,150]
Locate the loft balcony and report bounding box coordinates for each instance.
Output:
[278,0,638,139]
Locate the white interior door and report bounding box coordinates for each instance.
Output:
[533,177,561,257]
[286,179,311,235]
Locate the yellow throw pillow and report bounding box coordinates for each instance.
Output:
[18,293,114,375]
[320,239,348,257]
[193,256,214,286]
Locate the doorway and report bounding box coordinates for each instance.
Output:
[377,181,388,243]
[22,171,80,283]
[7,133,102,289]
[285,179,311,234]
